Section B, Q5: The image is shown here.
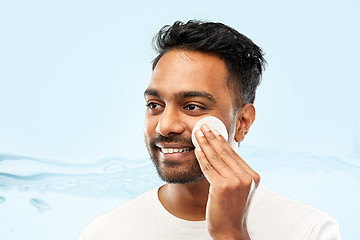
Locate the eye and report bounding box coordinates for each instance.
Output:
[146,102,164,114]
[146,102,160,109]
[184,104,204,111]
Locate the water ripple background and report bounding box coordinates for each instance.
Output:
[0,149,359,239]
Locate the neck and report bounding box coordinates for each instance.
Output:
[158,180,210,221]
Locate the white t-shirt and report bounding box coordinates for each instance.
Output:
[79,185,341,240]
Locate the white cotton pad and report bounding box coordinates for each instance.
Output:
[191,116,238,152]
[191,116,229,148]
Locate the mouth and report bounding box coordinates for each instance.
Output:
[154,144,196,161]
[159,147,194,154]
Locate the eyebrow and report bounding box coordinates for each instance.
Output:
[144,89,217,104]
[144,89,160,98]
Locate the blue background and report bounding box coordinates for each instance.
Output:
[0,1,359,239]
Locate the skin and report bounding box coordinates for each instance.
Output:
[144,49,260,240]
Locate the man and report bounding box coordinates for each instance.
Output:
[80,20,341,240]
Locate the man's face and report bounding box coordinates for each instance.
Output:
[144,49,238,184]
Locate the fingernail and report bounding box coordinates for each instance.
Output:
[196,147,202,152]
[197,129,204,137]
[202,123,210,132]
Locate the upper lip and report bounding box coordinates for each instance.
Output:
[155,143,194,149]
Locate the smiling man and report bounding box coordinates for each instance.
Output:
[80,20,341,240]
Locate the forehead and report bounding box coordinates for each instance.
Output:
[147,50,231,100]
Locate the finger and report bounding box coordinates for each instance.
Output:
[195,128,234,178]
[201,126,237,168]
[194,147,222,185]
[220,138,260,185]
[201,125,260,185]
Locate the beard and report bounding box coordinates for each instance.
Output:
[146,134,205,184]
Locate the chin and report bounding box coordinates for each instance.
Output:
[158,170,206,184]
[151,156,205,184]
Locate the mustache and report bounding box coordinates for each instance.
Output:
[150,134,194,148]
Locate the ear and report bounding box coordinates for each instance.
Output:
[234,103,256,142]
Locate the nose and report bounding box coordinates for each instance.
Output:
[156,105,185,137]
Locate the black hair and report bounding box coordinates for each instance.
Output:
[152,20,266,106]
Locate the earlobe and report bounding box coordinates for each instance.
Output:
[234,104,256,142]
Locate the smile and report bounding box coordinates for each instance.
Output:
[160,148,193,154]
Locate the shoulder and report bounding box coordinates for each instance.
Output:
[247,185,341,240]
[79,188,156,240]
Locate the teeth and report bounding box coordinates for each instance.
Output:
[161,148,191,154]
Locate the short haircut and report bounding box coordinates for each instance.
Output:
[152,20,266,106]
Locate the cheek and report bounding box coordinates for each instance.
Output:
[187,118,203,135]
[144,115,158,137]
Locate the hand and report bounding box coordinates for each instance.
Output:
[194,123,260,240]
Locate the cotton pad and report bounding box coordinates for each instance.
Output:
[192,116,238,151]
